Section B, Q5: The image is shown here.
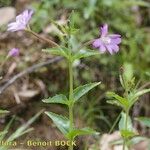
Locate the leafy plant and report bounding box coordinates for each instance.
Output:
[41,14,101,150]
[107,65,150,149]
[5,1,150,149]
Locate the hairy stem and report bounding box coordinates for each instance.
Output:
[26,29,60,47]
[68,60,74,150]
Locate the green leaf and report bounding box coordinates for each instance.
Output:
[129,88,150,107]
[67,127,99,139]
[68,11,79,35]
[134,89,150,99]
[45,111,69,136]
[42,94,69,105]
[107,100,123,108]
[72,49,99,61]
[68,10,75,29]
[120,130,137,139]
[42,47,69,59]
[123,62,133,81]
[107,92,129,110]
[73,82,101,102]
[136,117,150,128]
[119,75,125,89]
[119,112,133,131]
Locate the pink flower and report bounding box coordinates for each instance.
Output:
[8,48,19,57]
[7,10,33,32]
[93,24,121,54]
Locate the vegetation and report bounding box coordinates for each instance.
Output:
[0,0,150,149]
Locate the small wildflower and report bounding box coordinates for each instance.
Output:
[7,10,33,32]
[8,48,19,57]
[93,24,121,54]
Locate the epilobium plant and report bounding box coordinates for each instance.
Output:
[7,10,122,149]
[107,64,150,150]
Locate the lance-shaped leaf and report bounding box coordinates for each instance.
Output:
[73,82,101,102]
[42,47,69,59]
[136,117,150,128]
[72,49,99,61]
[107,100,123,108]
[119,112,133,131]
[129,89,150,107]
[119,112,137,139]
[123,62,134,82]
[67,127,99,139]
[107,92,129,110]
[42,94,69,105]
[45,112,69,136]
[134,89,150,97]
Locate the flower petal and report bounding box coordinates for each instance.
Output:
[111,38,121,44]
[105,45,114,55]
[92,39,102,48]
[101,24,108,37]
[99,44,106,53]
[111,44,119,52]
[8,48,19,57]
[7,9,33,32]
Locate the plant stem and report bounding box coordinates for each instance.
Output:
[123,110,129,150]
[68,60,74,150]
[26,29,60,47]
